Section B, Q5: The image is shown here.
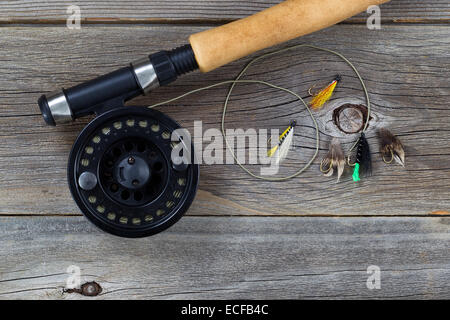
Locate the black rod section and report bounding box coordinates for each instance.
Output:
[38,44,198,126]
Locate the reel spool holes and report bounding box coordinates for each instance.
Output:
[68,107,199,237]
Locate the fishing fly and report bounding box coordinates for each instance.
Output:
[378,128,405,166]
[309,75,341,110]
[320,138,345,183]
[348,133,372,182]
[267,121,296,165]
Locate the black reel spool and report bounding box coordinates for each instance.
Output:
[69,107,198,238]
[38,45,200,237]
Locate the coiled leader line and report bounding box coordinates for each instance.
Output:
[148,44,371,181]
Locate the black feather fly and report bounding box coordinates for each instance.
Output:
[352,132,372,182]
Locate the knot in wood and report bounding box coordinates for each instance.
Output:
[332,104,370,134]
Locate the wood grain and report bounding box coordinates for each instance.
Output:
[0,0,448,24]
[0,216,449,299]
[0,25,450,215]
[0,1,449,301]
[0,24,448,216]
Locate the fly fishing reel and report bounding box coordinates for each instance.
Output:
[68,107,198,237]
[38,45,199,237]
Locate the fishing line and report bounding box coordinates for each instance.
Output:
[148,44,371,181]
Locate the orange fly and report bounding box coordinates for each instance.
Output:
[309,75,341,110]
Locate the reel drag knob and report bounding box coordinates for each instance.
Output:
[115,155,151,190]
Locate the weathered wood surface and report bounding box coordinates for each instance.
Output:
[0,1,449,300]
[0,25,449,216]
[1,216,449,299]
[0,0,448,24]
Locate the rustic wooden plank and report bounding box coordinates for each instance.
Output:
[0,0,448,24]
[0,25,448,216]
[0,216,449,299]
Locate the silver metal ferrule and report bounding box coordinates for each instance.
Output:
[131,58,160,94]
[46,91,73,124]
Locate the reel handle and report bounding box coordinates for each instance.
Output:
[189,0,389,72]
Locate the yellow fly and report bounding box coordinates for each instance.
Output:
[267,121,296,162]
[309,75,341,110]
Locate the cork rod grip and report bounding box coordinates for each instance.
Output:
[189,0,389,73]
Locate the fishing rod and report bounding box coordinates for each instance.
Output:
[37,0,389,237]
